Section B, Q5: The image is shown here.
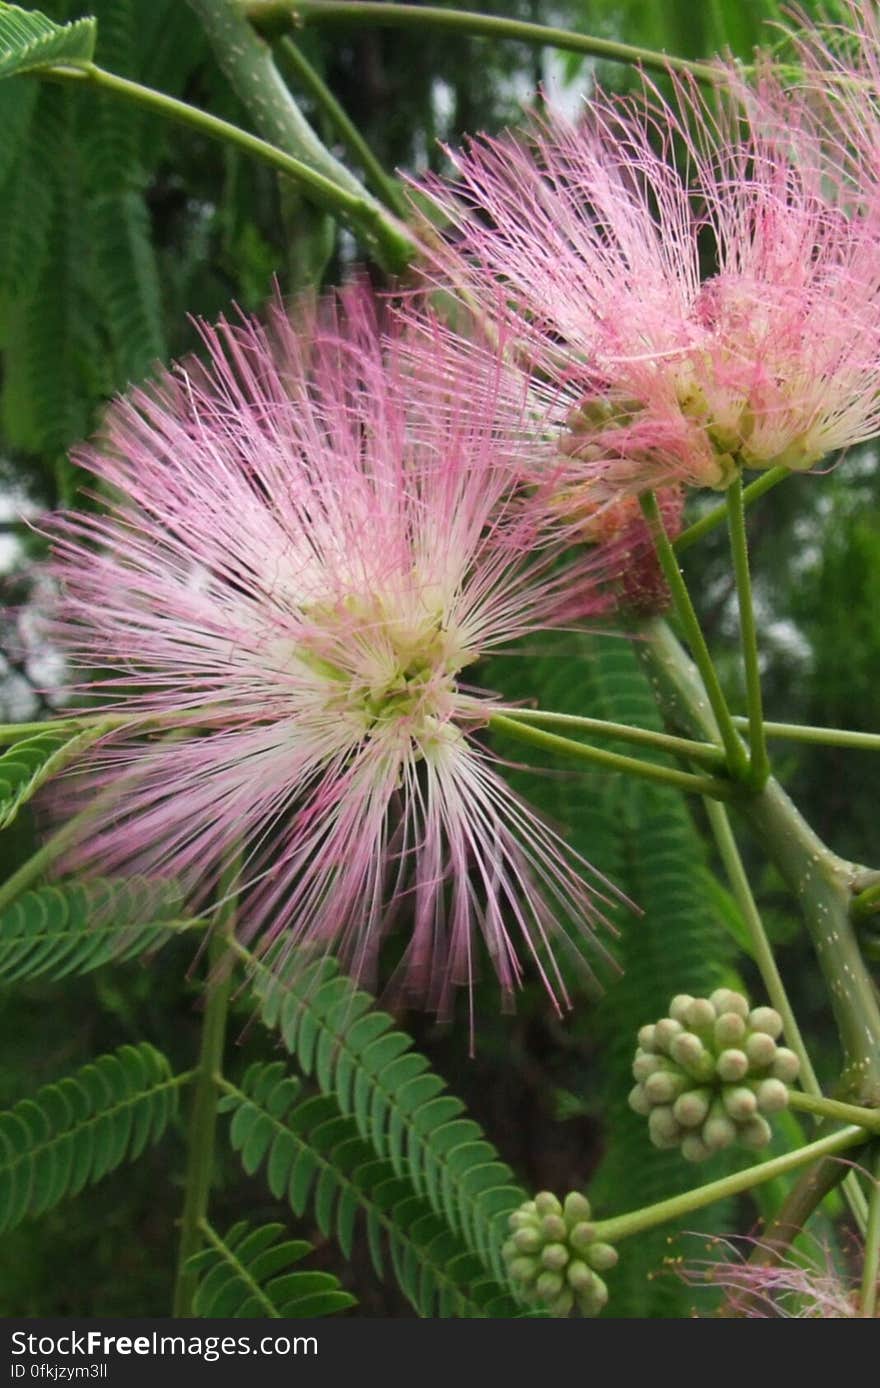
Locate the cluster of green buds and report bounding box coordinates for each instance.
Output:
[502,1191,617,1317]
[629,989,800,1162]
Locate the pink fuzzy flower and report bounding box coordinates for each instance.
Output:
[772,2,880,206]
[682,1228,877,1318]
[45,289,621,1022]
[416,72,880,499]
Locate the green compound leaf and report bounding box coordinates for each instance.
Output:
[0,3,96,80]
[0,85,93,457]
[0,1042,184,1233]
[0,76,36,186]
[0,724,109,828]
[0,877,203,983]
[223,1062,523,1319]
[83,0,165,382]
[186,1219,355,1318]
[245,953,525,1285]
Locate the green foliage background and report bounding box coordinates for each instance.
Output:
[0,0,874,1317]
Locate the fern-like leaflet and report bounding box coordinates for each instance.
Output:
[185,1219,356,1318]
[0,877,203,983]
[0,1042,188,1233]
[220,1061,523,1318]
[0,3,96,80]
[0,724,110,829]
[240,947,525,1284]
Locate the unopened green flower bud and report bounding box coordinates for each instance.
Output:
[670,1032,714,1081]
[513,1226,542,1254]
[534,1191,563,1217]
[669,1031,702,1066]
[509,1208,538,1231]
[654,1017,684,1052]
[637,1023,658,1051]
[722,1085,758,1121]
[541,1214,567,1242]
[569,1221,597,1255]
[632,1049,663,1081]
[508,1256,539,1284]
[745,1031,777,1069]
[714,1011,747,1046]
[684,997,717,1031]
[541,1243,569,1272]
[754,1077,790,1113]
[703,1105,737,1151]
[681,1134,711,1163]
[716,1048,749,1083]
[506,1189,615,1315]
[644,1069,687,1104]
[739,1115,772,1150]
[669,994,695,1022]
[566,1259,595,1292]
[628,1083,652,1117]
[535,1270,565,1301]
[549,1289,575,1318]
[563,1191,592,1225]
[634,989,792,1163]
[586,1242,619,1271]
[710,988,749,1020]
[673,1087,712,1128]
[771,1048,800,1083]
[580,1273,609,1313]
[748,1007,783,1039]
[648,1106,682,1149]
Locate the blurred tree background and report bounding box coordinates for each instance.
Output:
[1,0,874,1317]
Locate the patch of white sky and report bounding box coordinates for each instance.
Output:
[429,42,592,147]
[0,479,66,719]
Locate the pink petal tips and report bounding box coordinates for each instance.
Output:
[682,1227,876,1318]
[44,288,623,1023]
[416,67,880,499]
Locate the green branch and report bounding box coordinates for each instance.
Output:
[703,798,818,1092]
[190,0,363,191]
[744,1153,856,1286]
[704,802,869,1232]
[0,707,262,744]
[853,882,880,920]
[493,707,725,768]
[243,1,725,85]
[732,718,880,753]
[861,1151,880,1317]
[727,478,769,786]
[787,1090,880,1133]
[489,712,737,801]
[639,491,748,778]
[39,62,415,271]
[172,857,241,1317]
[745,780,880,1104]
[0,719,79,745]
[638,619,880,1106]
[276,35,406,214]
[593,1126,869,1245]
[675,467,789,554]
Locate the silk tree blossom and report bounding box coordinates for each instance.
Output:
[776,1,880,209]
[416,74,880,505]
[681,1230,877,1318]
[45,290,623,1021]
